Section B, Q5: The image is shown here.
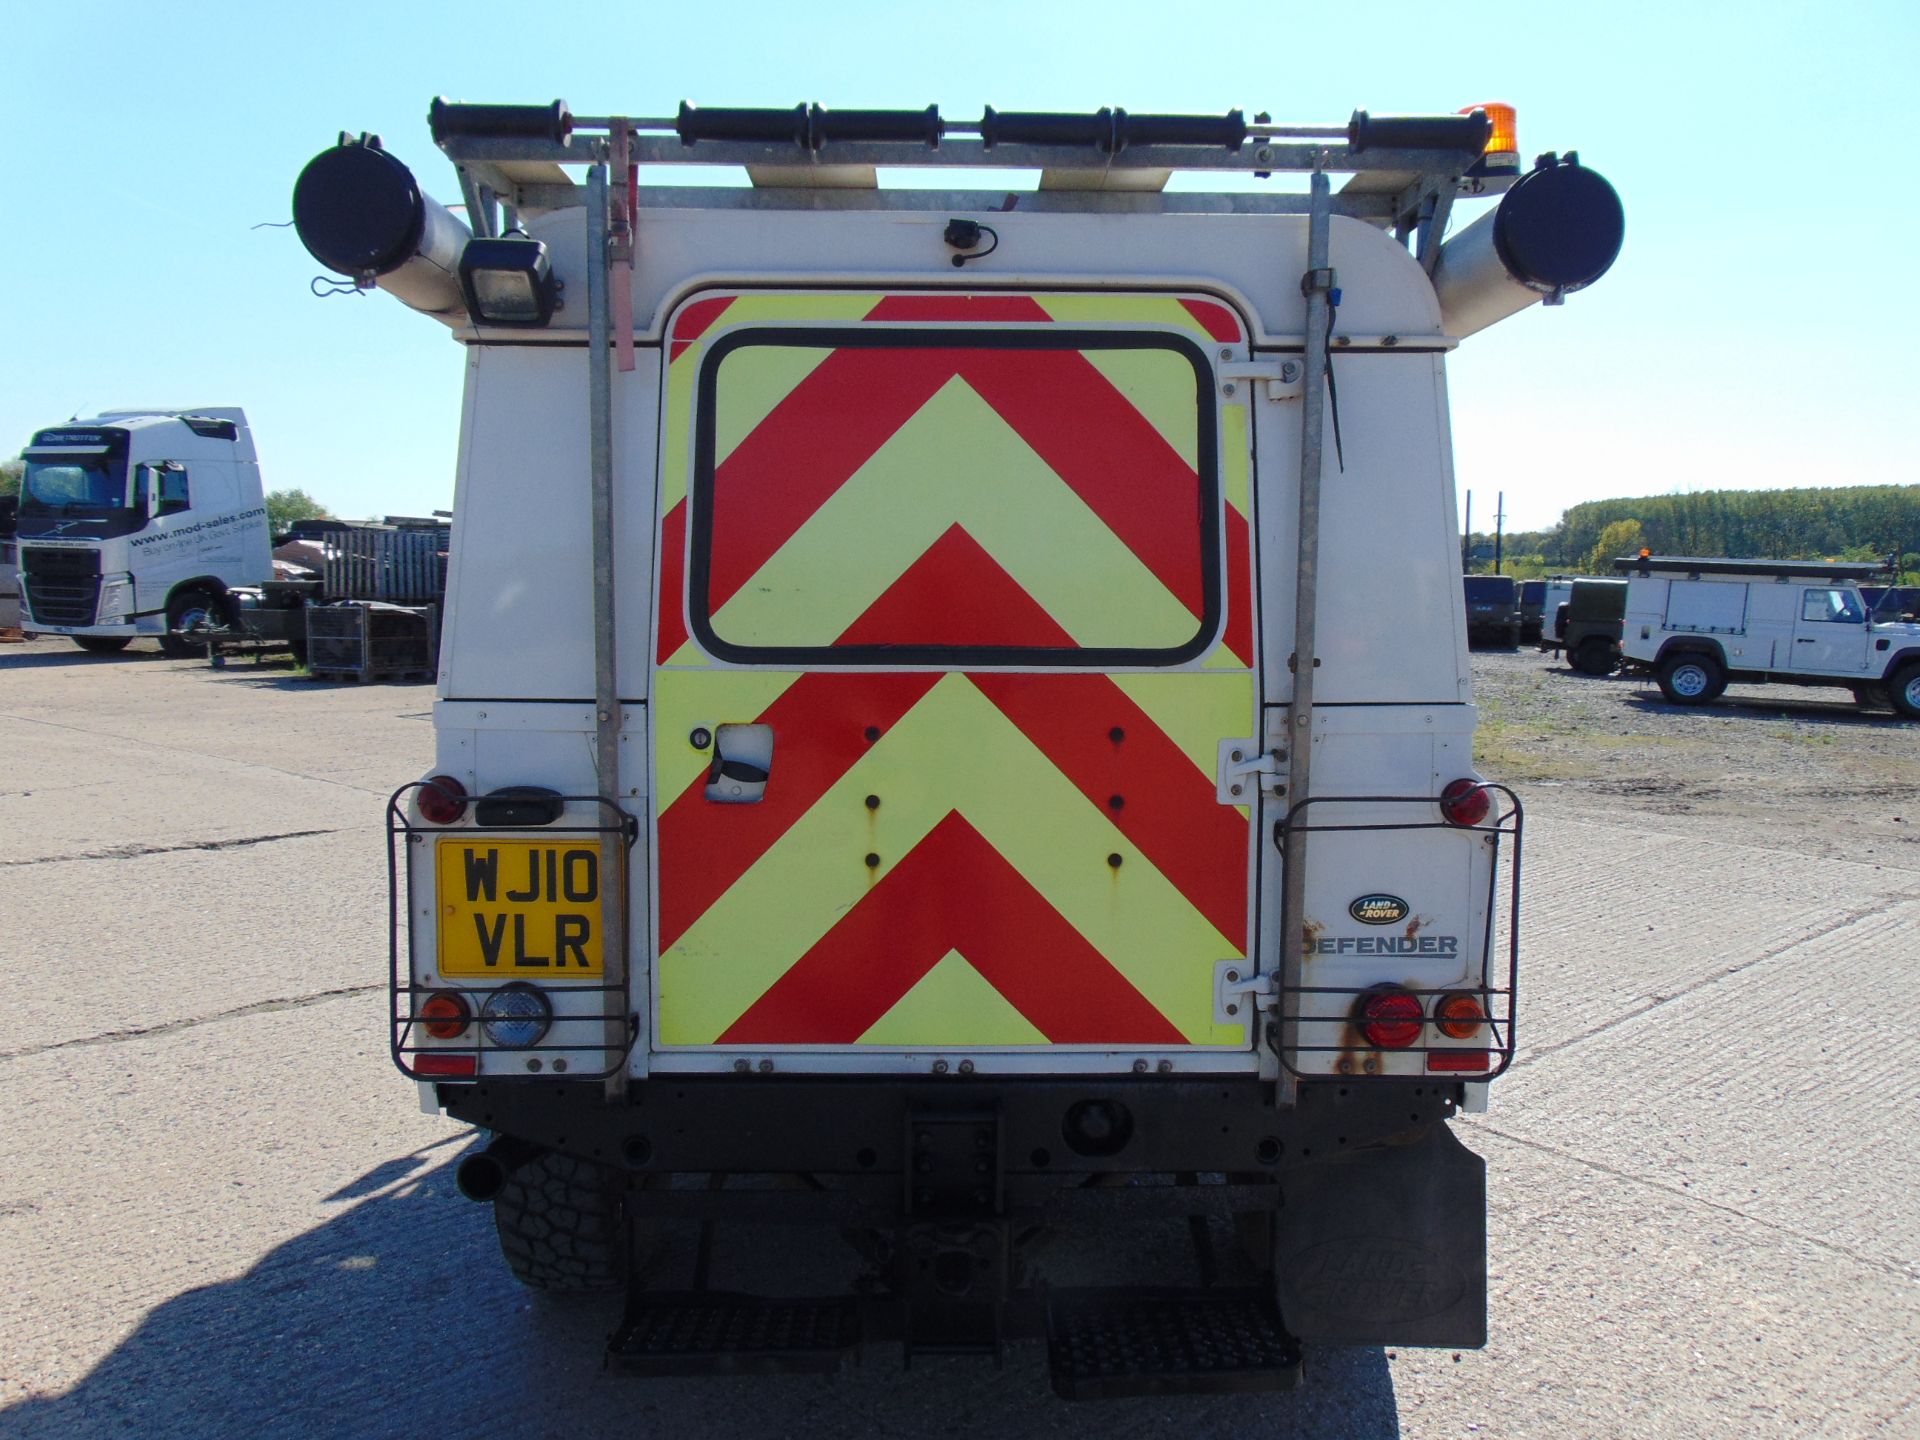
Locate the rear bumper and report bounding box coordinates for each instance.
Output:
[444,1074,1488,1351]
[441,1073,1460,1187]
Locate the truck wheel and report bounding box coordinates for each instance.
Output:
[1571,637,1617,676]
[1890,664,1920,721]
[160,589,222,659]
[1656,652,1724,705]
[492,1151,625,1293]
[73,635,133,654]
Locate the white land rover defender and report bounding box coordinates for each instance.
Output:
[1618,555,1920,717]
[294,96,1621,1395]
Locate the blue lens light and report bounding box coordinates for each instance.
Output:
[480,984,552,1049]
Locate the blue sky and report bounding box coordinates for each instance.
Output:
[6,1,1915,532]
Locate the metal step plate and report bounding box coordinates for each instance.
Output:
[1046,1288,1302,1401]
[606,1292,861,1377]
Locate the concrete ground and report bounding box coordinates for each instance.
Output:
[1,638,1916,1439]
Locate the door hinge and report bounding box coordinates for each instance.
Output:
[1217,739,1285,803]
[1214,961,1279,1024]
[1218,359,1305,402]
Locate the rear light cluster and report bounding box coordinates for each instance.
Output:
[1357,988,1424,1049]
[417,775,469,825]
[419,990,471,1039]
[1439,778,1492,827]
[414,983,553,1057]
[1354,985,1488,1056]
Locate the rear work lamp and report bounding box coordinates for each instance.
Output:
[458,233,557,326]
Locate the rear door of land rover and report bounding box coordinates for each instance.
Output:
[648,289,1260,1072]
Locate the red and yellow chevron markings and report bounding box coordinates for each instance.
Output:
[656,668,1250,1048]
[651,290,1256,1051]
[655,291,1253,667]
[718,812,1182,1045]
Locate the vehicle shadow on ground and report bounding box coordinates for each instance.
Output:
[1621,689,1907,728]
[0,648,170,669]
[0,1144,1402,1440]
[217,671,436,693]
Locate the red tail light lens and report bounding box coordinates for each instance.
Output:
[1439,778,1491,828]
[1357,987,1424,1049]
[417,775,468,825]
[1436,992,1486,1039]
[414,1052,477,1077]
[419,990,471,1040]
[1427,1050,1491,1073]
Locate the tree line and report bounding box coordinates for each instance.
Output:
[1468,484,1920,581]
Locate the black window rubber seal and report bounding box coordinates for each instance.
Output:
[683,325,1224,670]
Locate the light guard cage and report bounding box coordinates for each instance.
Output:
[390,97,1525,1097]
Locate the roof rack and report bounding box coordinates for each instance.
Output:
[1611,555,1890,581]
[427,98,1511,269]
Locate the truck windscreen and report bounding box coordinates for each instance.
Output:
[21,456,128,515]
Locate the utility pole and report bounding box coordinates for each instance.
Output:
[1494,490,1505,575]
[1462,490,1472,573]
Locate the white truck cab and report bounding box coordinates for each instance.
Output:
[294,95,1622,1394]
[15,409,271,655]
[1619,555,1920,717]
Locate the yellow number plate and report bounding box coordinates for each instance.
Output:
[436,839,605,978]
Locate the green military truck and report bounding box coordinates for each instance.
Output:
[1462,574,1522,648]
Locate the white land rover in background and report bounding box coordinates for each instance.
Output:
[15,409,271,655]
[1619,554,1920,717]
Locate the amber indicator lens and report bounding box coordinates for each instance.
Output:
[1436,992,1486,1040]
[419,990,471,1040]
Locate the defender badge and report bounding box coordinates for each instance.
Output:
[1349,893,1410,926]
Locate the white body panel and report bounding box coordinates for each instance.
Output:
[518,208,1446,350]
[1542,578,1575,642]
[412,202,1506,1081]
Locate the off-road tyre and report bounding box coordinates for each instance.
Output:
[1571,636,1618,676]
[1656,651,1725,706]
[1889,663,1920,721]
[73,635,133,654]
[159,588,222,659]
[1850,684,1890,713]
[493,1151,625,1293]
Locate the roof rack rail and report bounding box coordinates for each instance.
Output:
[426,97,1511,243]
[1611,555,1890,581]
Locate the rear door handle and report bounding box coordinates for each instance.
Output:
[704,723,774,804]
[1795,638,1816,644]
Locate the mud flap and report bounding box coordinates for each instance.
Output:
[1275,1123,1487,1348]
